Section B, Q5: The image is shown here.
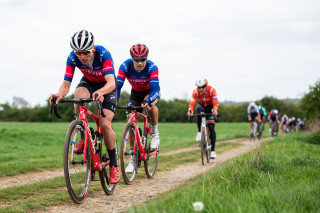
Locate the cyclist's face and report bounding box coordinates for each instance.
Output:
[132,57,147,72]
[76,49,95,65]
[198,86,207,95]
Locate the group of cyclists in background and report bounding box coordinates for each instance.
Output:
[247,102,305,138]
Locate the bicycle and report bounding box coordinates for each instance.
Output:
[117,105,159,184]
[189,112,214,165]
[270,120,278,137]
[250,120,261,141]
[49,95,116,204]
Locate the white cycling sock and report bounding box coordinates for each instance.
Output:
[150,124,158,134]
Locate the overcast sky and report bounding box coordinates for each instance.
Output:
[0,0,319,107]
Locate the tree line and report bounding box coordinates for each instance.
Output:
[1,80,319,123]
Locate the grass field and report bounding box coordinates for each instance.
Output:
[0,121,257,177]
[129,132,320,213]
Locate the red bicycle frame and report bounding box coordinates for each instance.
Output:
[129,109,158,161]
[71,105,109,172]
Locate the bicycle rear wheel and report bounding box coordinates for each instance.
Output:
[144,130,159,179]
[120,122,137,185]
[97,134,116,195]
[201,127,206,165]
[63,120,91,204]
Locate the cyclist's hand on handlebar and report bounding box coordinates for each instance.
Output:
[49,94,62,105]
[187,110,193,116]
[141,99,152,110]
[212,109,218,116]
[93,91,104,103]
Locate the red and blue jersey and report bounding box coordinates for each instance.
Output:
[116,59,159,103]
[64,45,115,83]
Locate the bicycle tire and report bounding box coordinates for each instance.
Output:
[144,129,159,179]
[201,127,206,165]
[206,129,210,163]
[63,120,91,204]
[98,134,116,195]
[120,122,137,185]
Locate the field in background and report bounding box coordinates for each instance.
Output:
[0,122,258,177]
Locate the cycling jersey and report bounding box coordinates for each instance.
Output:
[188,85,219,111]
[64,45,115,83]
[259,107,267,116]
[116,59,159,103]
[268,111,278,118]
[247,105,259,114]
[281,115,289,123]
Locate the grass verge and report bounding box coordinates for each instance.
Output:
[129,132,320,213]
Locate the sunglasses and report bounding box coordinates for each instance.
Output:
[198,85,206,89]
[75,50,93,57]
[133,58,147,63]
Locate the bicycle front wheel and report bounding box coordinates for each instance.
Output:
[120,122,137,185]
[63,120,91,204]
[144,131,159,179]
[97,135,116,195]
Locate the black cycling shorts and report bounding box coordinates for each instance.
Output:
[195,104,216,123]
[249,112,258,121]
[126,89,160,114]
[76,76,117,113]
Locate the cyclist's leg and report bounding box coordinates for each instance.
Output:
[195,104,205,132]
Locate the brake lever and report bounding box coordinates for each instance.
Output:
[95,94,106,118]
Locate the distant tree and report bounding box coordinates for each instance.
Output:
[11,96,30,108]
[300,80,320,120]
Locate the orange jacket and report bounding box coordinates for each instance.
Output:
[188,85,219,111]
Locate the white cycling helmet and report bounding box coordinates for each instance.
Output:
[249,102,256,108]
[70,29,95,51]
[275,110,278,114]
[195,79,208,87]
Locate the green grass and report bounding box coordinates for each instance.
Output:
[129,132,320,213]
[0,122,251,177]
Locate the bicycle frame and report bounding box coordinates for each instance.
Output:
[71,105,108,172]
[129,109,157,161]
[200,113,211,149]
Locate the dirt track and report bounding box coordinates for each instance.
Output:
[34,137,271,213]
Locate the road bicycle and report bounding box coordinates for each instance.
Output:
[189,112,214,165]
[117,105,159,185]
[49,95,116,204]
[250,120,261,141]
[270,120,278,137]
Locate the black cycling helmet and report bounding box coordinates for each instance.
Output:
[130,43,149,58]
[70,29,95,51]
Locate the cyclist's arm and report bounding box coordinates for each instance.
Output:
[210,87,219,114]
[146,68,159,103]
[116,68,126,102]
[95,74,116,96]
[188,90,197,113]
[50,81,71,105]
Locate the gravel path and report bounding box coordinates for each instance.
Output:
[36,137,272,213]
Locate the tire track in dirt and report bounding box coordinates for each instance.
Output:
[38,137,272,213]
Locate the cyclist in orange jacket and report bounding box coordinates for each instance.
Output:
[187,79,219,159]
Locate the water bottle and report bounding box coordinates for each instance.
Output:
[141,136,146,149]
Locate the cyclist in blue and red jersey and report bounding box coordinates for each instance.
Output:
[49,30,119,184]
[268,109,279,136]
[187,79,219,159]
[117,43,160,173]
